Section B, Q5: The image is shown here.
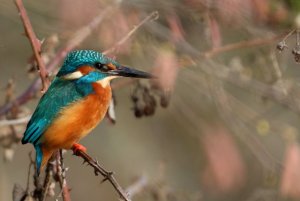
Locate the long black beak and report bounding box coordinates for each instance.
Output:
[108,66,153,78]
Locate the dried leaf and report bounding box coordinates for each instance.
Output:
[151,48,179,92]
[208,16,222,48]
[280,143,300,199]
[201,126,246,193]
[166,13,185,42]
[216,0,252,24]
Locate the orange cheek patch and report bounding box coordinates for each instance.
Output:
[107,63,117,70]
[78,66,95,75]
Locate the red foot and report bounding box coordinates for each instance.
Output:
[72,143,87,156]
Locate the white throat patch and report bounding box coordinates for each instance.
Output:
[96,76,117,88]
[62,71,83,80]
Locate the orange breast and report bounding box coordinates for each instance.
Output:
[41,83,112,150]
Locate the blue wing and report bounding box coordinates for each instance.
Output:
[22,78,86,145]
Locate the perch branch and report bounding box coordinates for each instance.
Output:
[15,0,49,92]
[72,147,131,201]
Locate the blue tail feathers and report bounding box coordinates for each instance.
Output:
[35,144,43,175]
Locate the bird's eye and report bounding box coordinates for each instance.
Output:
[95,62,109,72]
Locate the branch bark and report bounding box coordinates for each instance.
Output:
[202,33,286,58]
[15,0,49,92]
[72,147,131,201]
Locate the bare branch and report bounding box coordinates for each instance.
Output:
[41,163,53,201]
[72,147,131,201]
[202,33,286,58]
[55,150,71,201]
[15,0,49,92]
[126,175,148,199]
[0,115,31,127]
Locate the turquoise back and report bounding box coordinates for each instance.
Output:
[22,77,85,144]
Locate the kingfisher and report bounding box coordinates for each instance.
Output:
[22,50,152,174]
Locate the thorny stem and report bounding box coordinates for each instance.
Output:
[72,147,131,201]
[15,0,50,92]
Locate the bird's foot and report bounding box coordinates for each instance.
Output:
[72,143,87,156]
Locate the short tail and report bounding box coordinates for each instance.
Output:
[35,145,54,175]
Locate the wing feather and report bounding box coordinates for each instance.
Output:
[22,78,85,145]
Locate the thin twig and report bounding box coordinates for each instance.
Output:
[0,115,31,127]
[25,152,34,193]
[103,11,159,55]
[125,175,148,199]
[15,0,49,92]
[41,163,53,201]
[202,33,286,58]
[72,147,131,201]
[55,150,71,201]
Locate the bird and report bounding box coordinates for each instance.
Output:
[22,50,152,174]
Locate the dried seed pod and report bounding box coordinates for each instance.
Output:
[276,41,288,52]
[292,45,300,63]
[143,105,155,116]
[131,94,139,103]
[133,104,144,118]
[160,93,171,108]
[143,88,157,116]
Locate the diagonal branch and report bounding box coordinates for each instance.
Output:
[15,0,49,92]
[103,11,159,55]
[72,147,131,201]
[202,33,286,58]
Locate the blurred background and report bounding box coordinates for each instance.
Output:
[1,0,300,200]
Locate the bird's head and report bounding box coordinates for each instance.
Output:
[57,50,152,87]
